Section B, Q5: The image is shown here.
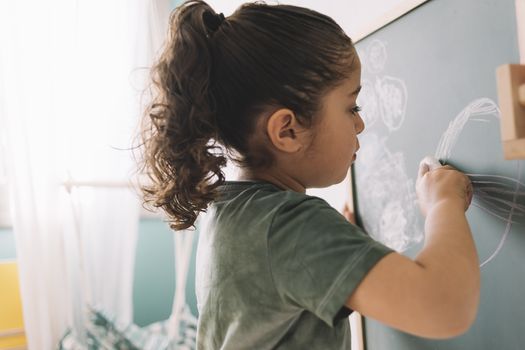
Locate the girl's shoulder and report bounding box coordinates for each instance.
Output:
[212,180,341,228]
[217,180,332,210]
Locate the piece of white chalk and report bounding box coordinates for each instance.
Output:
[421,156,442,171]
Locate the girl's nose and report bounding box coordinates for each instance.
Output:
[355,113,365,134]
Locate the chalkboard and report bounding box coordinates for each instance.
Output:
[352,0,525,349]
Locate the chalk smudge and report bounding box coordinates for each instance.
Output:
[434,98,524,267]
[356,133,423,252]
[376,76,408,132]
[365,39,388,74]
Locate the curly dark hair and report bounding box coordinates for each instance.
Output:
[138,0,357,230]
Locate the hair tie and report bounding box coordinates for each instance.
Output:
[203,11,226,37]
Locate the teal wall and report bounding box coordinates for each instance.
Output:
[171,0,183,8]
[132,218,199,326]
[0,228,16,260]
[133,219,176,326]
[1,219,198,327]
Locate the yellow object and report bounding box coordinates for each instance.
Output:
[496,64,525,159]
[0,262,27,349]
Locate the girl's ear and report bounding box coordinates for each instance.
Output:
[265,108,306,153]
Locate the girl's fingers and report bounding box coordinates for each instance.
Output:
[465,180,474,209]
[440,165,456,170]
[418,162,430,179]
[418,156,441,178]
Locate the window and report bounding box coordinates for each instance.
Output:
[0,143,11,228]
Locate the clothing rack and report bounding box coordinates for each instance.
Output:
[61,179,137,190]
[61,179,164,219]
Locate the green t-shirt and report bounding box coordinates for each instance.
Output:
[195,181,394,349]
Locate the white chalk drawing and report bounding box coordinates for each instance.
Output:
[357,80,379,127]
[358,41,521,263]
[355,39,416,251]
[434,98,524,267]
[358,39,408,133]
[358,36,524,265]
[467,173,525,225]
[365,39,388,74]
[376,76,408,131]
[435,98,500,160]
[470,167,524,268]
[356,133,423,252]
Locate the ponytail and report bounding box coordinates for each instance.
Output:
[139,0,357,230]
[140,0,227,230]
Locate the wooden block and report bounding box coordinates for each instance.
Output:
[496,64,525,141]
[503,138,525,159]
[0,263,27,349]
[496,64,525,159]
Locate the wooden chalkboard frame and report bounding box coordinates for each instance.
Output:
[353,0,430,43]
[517,0,525,63]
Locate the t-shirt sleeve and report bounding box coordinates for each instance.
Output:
[268,195,394,327]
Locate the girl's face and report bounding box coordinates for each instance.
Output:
[239,56,364,192]
[302,58,364,188]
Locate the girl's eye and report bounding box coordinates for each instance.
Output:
[348,105,362,115]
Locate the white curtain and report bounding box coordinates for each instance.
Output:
[0,0,170,348]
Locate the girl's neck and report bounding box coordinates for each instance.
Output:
[237,169,306,193]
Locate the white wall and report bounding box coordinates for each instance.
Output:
[205,0,423,42]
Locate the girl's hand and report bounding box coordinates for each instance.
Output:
[342,202,356,225]
[416,157,473,217]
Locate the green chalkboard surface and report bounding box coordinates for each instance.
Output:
[353,0,525,349]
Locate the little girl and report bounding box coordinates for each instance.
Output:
[139,1,480,348]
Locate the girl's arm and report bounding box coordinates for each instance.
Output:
[345,161,479,339]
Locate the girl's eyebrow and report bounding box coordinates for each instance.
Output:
[348,85,362,97]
